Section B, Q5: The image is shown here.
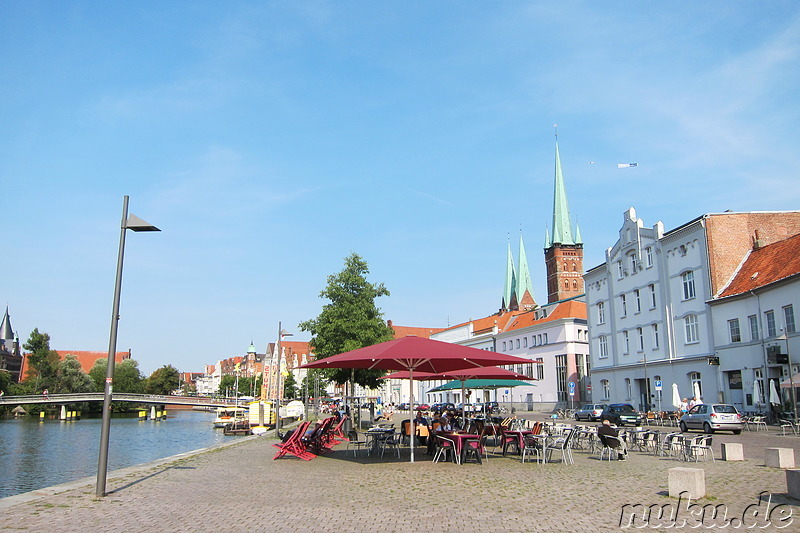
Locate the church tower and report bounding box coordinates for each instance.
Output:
[544,135,584,303]
[516,233,537,311]
[501,240,518,312]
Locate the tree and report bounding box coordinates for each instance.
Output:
[22,328,61,390]
[54,355,95,394]
[144,365,180,395]
[282,371,298,400]
[299,253,394,389]
[89,358,144,394]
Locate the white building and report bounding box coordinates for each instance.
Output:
[708,233,800,413]
[585,208,800,411]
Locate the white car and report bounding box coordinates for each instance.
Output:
[574,404,607,421]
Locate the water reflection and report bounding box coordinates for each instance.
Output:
[0,410,229,498]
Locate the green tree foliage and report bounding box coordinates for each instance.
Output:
[282,371,298,400]
[299,253,394,388]
[218,375,260,397]
[144,365,180,395]
[54,355,95,394]
[89,358,144,394]
[22,328,61,390]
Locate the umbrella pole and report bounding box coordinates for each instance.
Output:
[461,380,466,428]
[409,369,415,463]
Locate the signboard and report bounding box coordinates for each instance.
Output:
[568,381,575,396]
[655,380,663,391]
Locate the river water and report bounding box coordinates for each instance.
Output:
[0,409,233,499]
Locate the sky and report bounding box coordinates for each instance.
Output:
[2,2,799,375]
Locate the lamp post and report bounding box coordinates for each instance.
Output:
[777,332,797,422]
[96,196,159,497]
[274,322,293,438]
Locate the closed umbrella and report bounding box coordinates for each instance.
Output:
[770,379,781,406]
[300,335,534,462]
[672,383,681,410]
[692,381,702,402]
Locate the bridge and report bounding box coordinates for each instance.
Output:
[0,393,240,408]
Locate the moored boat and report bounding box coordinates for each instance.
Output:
[212,406,248,428]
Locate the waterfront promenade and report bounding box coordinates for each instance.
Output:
[1,422,799,532]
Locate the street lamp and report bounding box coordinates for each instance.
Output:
[95,196,159,498]
[274,322,293,438]
[777,332,797,422]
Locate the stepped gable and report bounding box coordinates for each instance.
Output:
[717,233,800,298]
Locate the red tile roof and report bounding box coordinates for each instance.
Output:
[505,300,587,331]
[54,350,131,373]
[390,323,446,339]
[718,233,800,298]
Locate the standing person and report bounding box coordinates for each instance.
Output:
[680,398,689,414]
[42,389,49,400]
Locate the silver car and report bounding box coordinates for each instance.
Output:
[679,403,743,434]
[574,403,607,421]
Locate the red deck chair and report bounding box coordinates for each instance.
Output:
[273,421,316,460]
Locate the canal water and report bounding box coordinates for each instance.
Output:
[0,409,233,499]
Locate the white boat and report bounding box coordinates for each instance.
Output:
[213,406,248,428]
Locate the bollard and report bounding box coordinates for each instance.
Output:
[668,467,706,499]
[765,448,796,469]
[150,405,157,421]
[787,470,800,500]
[139,410,147,420]
[39,411,45,421]
[60,405,67,420]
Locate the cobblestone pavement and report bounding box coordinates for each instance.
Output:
[1,421,800,532]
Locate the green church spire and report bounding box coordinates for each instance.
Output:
[550,138,577,246]
[516,233,535,305]
[502,239,517,311]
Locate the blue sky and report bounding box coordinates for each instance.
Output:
[2,2,799,375]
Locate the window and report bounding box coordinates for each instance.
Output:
[621,294,627,316]
[645,246,653,267]
[652,323,660,349]
[625,378,632,399]
[629,253,637,273]
[543,333,548,344]
[682,271,696,300]
[617,261,624,279]
[502,341,507,351]
[597,302,605,324]
[538,334,543,345]
[689,372,702,398]
[535,358,544,380]
[766,310,776,337]
[623,330,630,353]
[598,336,608,358]
[637,327,644,351]
[685,314,699,343]
[601,379,610,400]
[555,355,567,402]
[515,339,520,349]
[523,337,528,348]
[728,318,741,343]
[649,284,657,309]
[749,315,759,341]
[634,289,641,313]
[784,305,796,334]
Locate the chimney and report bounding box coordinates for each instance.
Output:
[753,230,765,250]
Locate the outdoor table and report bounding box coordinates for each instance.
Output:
[366,428,394,455]
[627,427,648,451]
[445,433,483,464]
[503,430,533,456]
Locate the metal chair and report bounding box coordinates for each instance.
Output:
[545,428,575,464]
[346,430,369,457]
[521,434,545,464]
[690,435,714,462]
[379,430,401,458]
[433,435,460,464]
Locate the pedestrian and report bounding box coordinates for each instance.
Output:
[42,389,49,400]
[680,398,689,414]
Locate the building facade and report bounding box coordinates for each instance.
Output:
[585,208,800,411]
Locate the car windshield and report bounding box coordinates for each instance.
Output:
[617,406,636,413]
[713,405,738,414]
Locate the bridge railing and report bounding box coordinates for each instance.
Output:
[0,393,231,408]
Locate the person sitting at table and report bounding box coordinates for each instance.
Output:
[436,413,454,433]
[597,419,627,461]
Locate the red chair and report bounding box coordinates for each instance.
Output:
[273,421,316,460]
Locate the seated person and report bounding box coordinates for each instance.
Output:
[436,414,454,433]
[597,419,627,460]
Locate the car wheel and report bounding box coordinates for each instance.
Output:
[703,422,714,434]
[732,430,742,435]
[679,421,688,432]
[574,413,580,420]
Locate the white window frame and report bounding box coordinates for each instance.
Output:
[634,289,641,313]
[601,379,610,400]
[728,318,741,343]
[784,305,796,334]
[685,314,699,344]
[749,314,759,341]
[598,336,608,359]
[645,246,653,267]
[649,284,656,309]
[652,323,660,349]
[766,310,776,337]
[637,327,644,351]
[623,330,630,354]
[597,302,606,324]
[621,294,627,317]
[681,271,696,300]
[617,261,624,279]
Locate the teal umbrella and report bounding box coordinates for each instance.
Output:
[427,378,534,392]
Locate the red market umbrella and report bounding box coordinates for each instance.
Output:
[383,366,539,414]
[299,335,534,462]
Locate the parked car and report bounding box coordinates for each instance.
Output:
[679,403,743,434]
[600,404,643,426]
[574,403,607,421]
[397,402,410,411]
[417,403,431,411]
[431,402,456,414]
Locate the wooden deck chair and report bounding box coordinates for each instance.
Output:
[273,421,316,460]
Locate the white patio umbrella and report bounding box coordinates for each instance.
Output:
[671,383,681,410]
[753,380,762,410]
[693,381,702,402]
[769,379,781,406]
